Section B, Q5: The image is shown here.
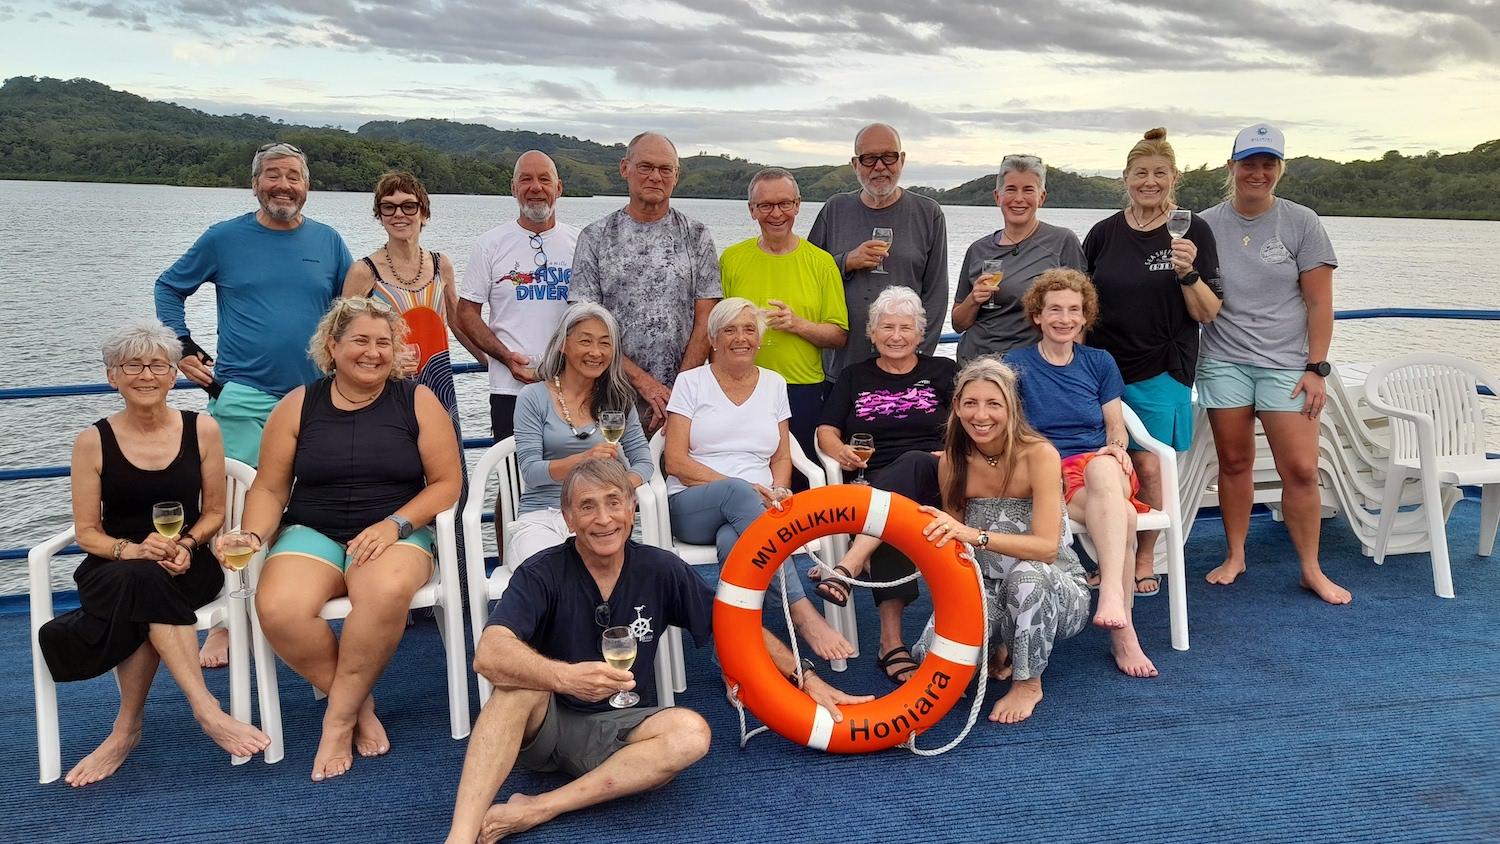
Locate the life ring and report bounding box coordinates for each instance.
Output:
[713,485,984,753]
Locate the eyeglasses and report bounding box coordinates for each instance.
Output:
[753,200,797,214]
[1001,154,1043,167]
[377,201,422,217]
[855,152,902,168]
[631,162,678,178]
[257,142,303,155]
[115,362,176,375]
[595,603,611,629]
[528,233,548,271]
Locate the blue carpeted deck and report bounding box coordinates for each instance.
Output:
[5,503,1499,843]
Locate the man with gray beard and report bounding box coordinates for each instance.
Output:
[458,150,580,441]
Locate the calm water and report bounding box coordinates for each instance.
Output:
[6,180,1500,593]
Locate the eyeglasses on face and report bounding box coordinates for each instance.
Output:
[753,200,797,214]
[116,362,176,375]
[377,201,422,217]
[631,161,678,178]
[528,233,548,270]
[855,152,902,168]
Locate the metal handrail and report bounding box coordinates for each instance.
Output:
[5,309,1499,563]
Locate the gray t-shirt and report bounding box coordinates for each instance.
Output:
[954,220,1086,364]
[807,190,949,378]
[570,207,722,388]
[1199,198,1338,370]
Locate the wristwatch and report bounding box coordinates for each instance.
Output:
[976,531,990,549]
[384,514,415,539]
[1305,361,1332,377]
[787,657,816,684]
[1179,270,1202,287]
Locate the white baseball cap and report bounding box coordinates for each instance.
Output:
[1232,124,1285,160]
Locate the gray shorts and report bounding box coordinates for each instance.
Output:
[517,696,664,778]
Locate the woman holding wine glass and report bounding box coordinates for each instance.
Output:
[951,154,1086,364]
[813,286,956,682]
[1196,124,1349,604]
[664,298,855,661]
[38,320,269,786]
[236,297,463,782]
[1082,127,1223,594]
[509,302,653,568]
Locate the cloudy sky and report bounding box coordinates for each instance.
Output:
[5,0,1498,186]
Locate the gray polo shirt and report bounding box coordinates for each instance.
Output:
[953,220,1086,364]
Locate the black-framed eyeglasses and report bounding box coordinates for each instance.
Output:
[595,603,611,629]
[855,152,901,168]
[528,233,548,271]
[115,362,176,375]
[257,142,303,155]
[753,200,797,214]
[378,201,422,217]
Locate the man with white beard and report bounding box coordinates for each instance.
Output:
[458,150,580,442]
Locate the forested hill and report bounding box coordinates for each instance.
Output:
[4,76,1499,218]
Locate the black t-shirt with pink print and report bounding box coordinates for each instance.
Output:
[819,355,958,472]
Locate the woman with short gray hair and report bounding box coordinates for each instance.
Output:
[952,153,1085,363]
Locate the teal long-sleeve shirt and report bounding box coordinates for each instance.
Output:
[154,212,353,397]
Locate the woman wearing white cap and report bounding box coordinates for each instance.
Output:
[1197,124,1350,605]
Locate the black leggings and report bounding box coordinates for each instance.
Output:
[863,450,941,606]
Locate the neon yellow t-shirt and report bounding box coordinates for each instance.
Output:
[719,238,850,385]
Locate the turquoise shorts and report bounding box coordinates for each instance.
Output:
[1122,372,1194,452]
[268,524,435,574]
[207,382,281,467]
[1196,357,1306,413]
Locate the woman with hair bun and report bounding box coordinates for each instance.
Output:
[1081,128,1223,595]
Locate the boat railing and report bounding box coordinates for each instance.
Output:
[4,308,1499,565]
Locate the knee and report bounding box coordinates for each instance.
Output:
[354,577,422,617]
[1216,444,1256,476]
[1278,455,1320,488]
[1083,459,1126,494]
[720,477,762,508]
[658,708,712,763]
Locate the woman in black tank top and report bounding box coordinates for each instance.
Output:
[236,298,463,782]
[40,321,270,786]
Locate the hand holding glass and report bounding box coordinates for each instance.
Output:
[518,349,541,381]
[871,228,894,274]
[849,434,875,485]
[601,626,640,708]
[979,259,1005,310]
[220,530,256,599]
[599,411,626,445]
[152,501,184,539]
[1167,209,1192,240]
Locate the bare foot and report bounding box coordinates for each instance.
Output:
[65,726,141,787]
[988,677,1043,723]
[790,601,855,660]
[310,722,355,782]
[1093,591,1128,629]
[199,708,271,758]
[1300,569,1352,605]
[199,627,229,669]
[988,644,1012,681]
[354,696,389,757]
[1109,627,1158,678]
[1206,558,1246,585]
[478,794,551,844]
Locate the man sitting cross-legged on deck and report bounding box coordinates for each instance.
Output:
[445,458,871,844]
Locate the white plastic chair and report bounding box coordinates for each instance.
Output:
[248,503,471,765]
[646,431,853,679]
[462,437,675,707]
[30,458,258,784]
[1363,353,1500,598]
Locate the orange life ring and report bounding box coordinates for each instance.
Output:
[713,485,985,753]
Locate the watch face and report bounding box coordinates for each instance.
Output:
[1308,362,1331,377]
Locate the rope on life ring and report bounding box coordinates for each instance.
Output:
[713,485,986,754]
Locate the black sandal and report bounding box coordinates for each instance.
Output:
[877,646,920,685]
[813,565,854,607]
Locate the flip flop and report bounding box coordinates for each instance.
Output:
[1135,574,1162,596]
[877,646,920,685]
[813,565,854,608]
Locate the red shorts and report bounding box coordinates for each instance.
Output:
[1061,452,1152,514]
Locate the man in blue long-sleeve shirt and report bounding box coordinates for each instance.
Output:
[155,143,353,467]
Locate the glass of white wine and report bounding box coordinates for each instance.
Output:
[152,501,184,539]
[848,434,875,485]
[1167,209,1192,240]
[871,227,893,274]
[599,410,626,445]
[220,530,256,599]
[519,348,542,381]
[601,625,639,708]
[979,259,1005,310]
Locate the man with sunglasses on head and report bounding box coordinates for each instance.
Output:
[808,123,949,380]
[570,132,722,435]
[445,458,870,844]
[458,150,579,443]
[155,142,354,469]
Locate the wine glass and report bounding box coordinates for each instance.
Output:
[220,530,256,599]
[397,343,422,377]
[518,348,542,381]
[979,259,1005,311]
[848,434,875,485]
[871,227,893,274]
[152,501,184,539]
[1167,209,1192,240]
[601,625,640,708]
[599,410,626,445]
